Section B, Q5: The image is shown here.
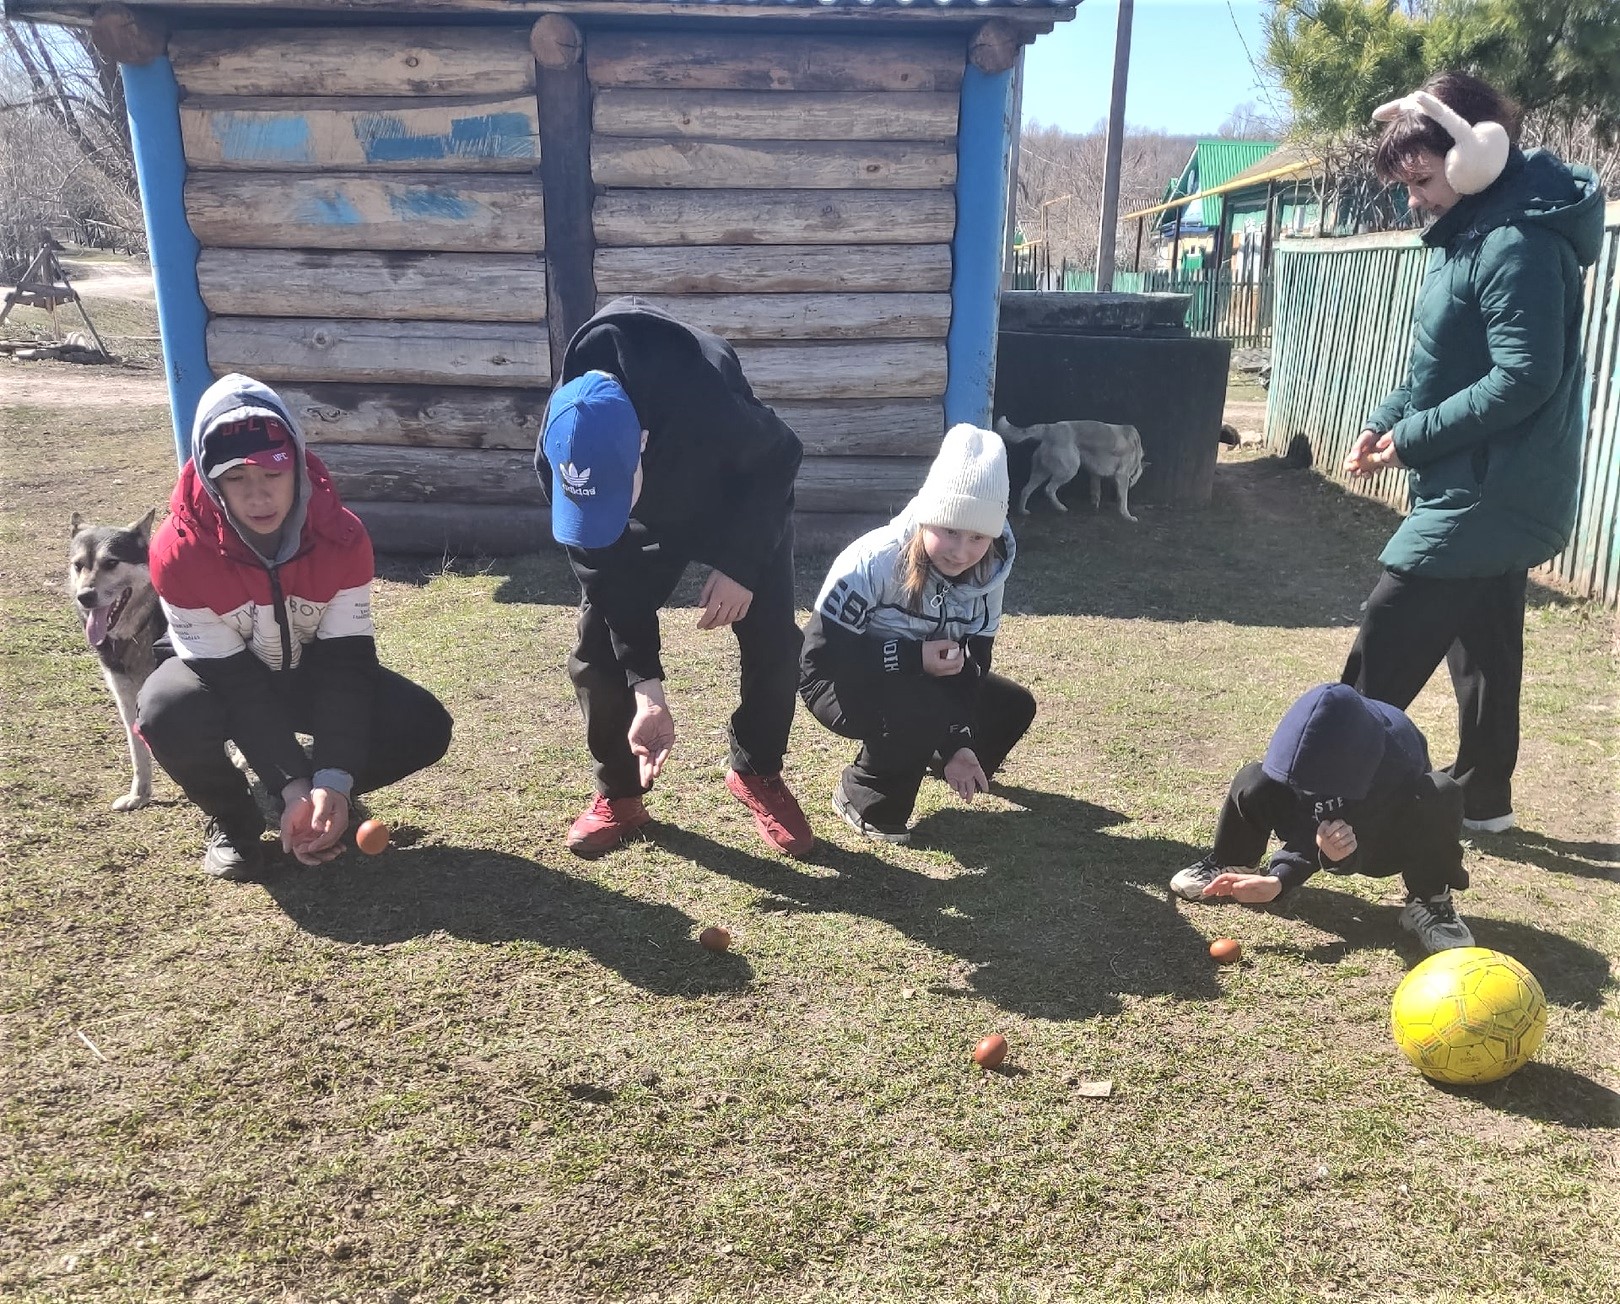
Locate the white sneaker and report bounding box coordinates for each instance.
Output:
[1169,854,1220,901]
[1399,890,1475,953]
[1462,812,1516,834]
[831,784,911,845]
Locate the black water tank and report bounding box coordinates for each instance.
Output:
[995,292,1231,507]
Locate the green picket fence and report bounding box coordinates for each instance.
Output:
[1266,214,1620,608]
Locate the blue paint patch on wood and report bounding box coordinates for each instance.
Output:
[387,186,476,221]
[296,192,364,226]
[359,111,535,163]
[946,62,1017,430]
[211,112,313,164]
[122,57,210,465]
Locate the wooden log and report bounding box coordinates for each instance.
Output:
[600,293,951,341]
[344,450,930,515]
[587,31,965,93]
[969,19,1025,76]
[593,89,959,142]
[180,96,539,172]
[195,250,545,322]
[770,401,944,457]
[794,455,930,514]
[733,342,946,401]
[350,500,554,557]
[278,383,547,449]
[591,137,955,190]
[317,444,539,505]
[208,317,550,388]
[594,244,952,294]
[170,27,536,97]
[537,24,599,382]
[530,13,583,70]
[792,510,891,556]
[185,173,545,252]
[90,3,167,66]
[594,190,955,247]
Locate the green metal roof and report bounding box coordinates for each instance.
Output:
[1159,140,1280,232]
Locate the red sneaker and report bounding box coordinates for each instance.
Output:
[567,793,652,857]
[725,770,815,856]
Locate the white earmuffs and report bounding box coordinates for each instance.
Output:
[1371,90,1510,195]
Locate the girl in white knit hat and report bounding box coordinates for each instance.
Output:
[799,424,1036,843]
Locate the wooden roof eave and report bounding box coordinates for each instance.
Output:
[6,0,1073,37]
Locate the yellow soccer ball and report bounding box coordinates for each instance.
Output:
[1390,947,1547,1086]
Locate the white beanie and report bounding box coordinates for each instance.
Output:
[911,423,1008,539]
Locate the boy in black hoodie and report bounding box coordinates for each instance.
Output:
[1170,684,1473,953]
[535,298,813,858]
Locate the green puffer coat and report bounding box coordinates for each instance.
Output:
[1367,148,1604,578]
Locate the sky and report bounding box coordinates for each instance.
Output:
[1021,1,1283,137]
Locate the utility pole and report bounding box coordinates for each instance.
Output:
[1094,0,1135,291]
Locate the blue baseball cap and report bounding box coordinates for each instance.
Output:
[541,371,642,549]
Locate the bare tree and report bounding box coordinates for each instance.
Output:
[0,18,141,277]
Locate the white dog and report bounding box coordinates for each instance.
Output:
[994,416,1147,523]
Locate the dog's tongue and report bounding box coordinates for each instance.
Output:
[85,604,109,647]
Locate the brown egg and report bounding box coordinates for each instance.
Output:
[1210,937,1242,964]
[972,1033,1008,1069]
[698,926,731,952]
[355,819,389,855]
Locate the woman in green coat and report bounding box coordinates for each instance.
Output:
[1342,71,1604,834]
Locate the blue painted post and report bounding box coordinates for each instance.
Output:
[121,57,210,466]
[945,59,1018,430]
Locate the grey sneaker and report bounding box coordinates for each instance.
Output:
[1399,889,1475,953]
[1170,854,1221,901]
[201,810,265,880]
[831,783,911,846]
[1462,812,1516,834]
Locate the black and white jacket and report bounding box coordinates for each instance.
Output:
[800,506,1015,740]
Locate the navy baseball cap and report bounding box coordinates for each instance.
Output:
[541,371,642,549]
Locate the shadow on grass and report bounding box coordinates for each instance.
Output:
[1447,1061,1620,1129]
[1481,830,1620,884]
[1266,888,1612,1009]
[648,786,1227,1022]
[260,845,753,996]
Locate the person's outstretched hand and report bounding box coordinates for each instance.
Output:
[629,680,675,787]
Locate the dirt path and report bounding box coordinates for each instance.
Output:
[58,258,155,301]
[3,361,168,410]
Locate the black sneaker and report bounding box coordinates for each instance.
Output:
[1170,854,1221,901]
[1399,889,1475,953]
[201,809,266,880]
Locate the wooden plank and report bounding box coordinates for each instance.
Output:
[593,89,959,142]
[537,22,599,382]
[340,449,925,522]
[603,293,950,341]
[318,443,538,505]
[350,500,554,557]
[594,244,952,294]
[587,31,964,93]
[181,95,539,172]
[170,27,536,97]
[277,383,548,449]
[591,137,955,190]
[794,455,929,514]
[196,250,545,322]
[208,317,550,388]
[594,189,955,247]
[185,173,545,252]
[733,342,946,401]
[771,401,943,456]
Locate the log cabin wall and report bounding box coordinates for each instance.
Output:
[586,29,965,517]
[169,25,552,545]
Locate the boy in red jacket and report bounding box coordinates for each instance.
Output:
[137,375,452,879]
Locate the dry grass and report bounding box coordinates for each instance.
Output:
[2,387,1616,1303]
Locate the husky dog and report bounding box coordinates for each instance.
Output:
[994,416,1147,523]
[69,511,165,810]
